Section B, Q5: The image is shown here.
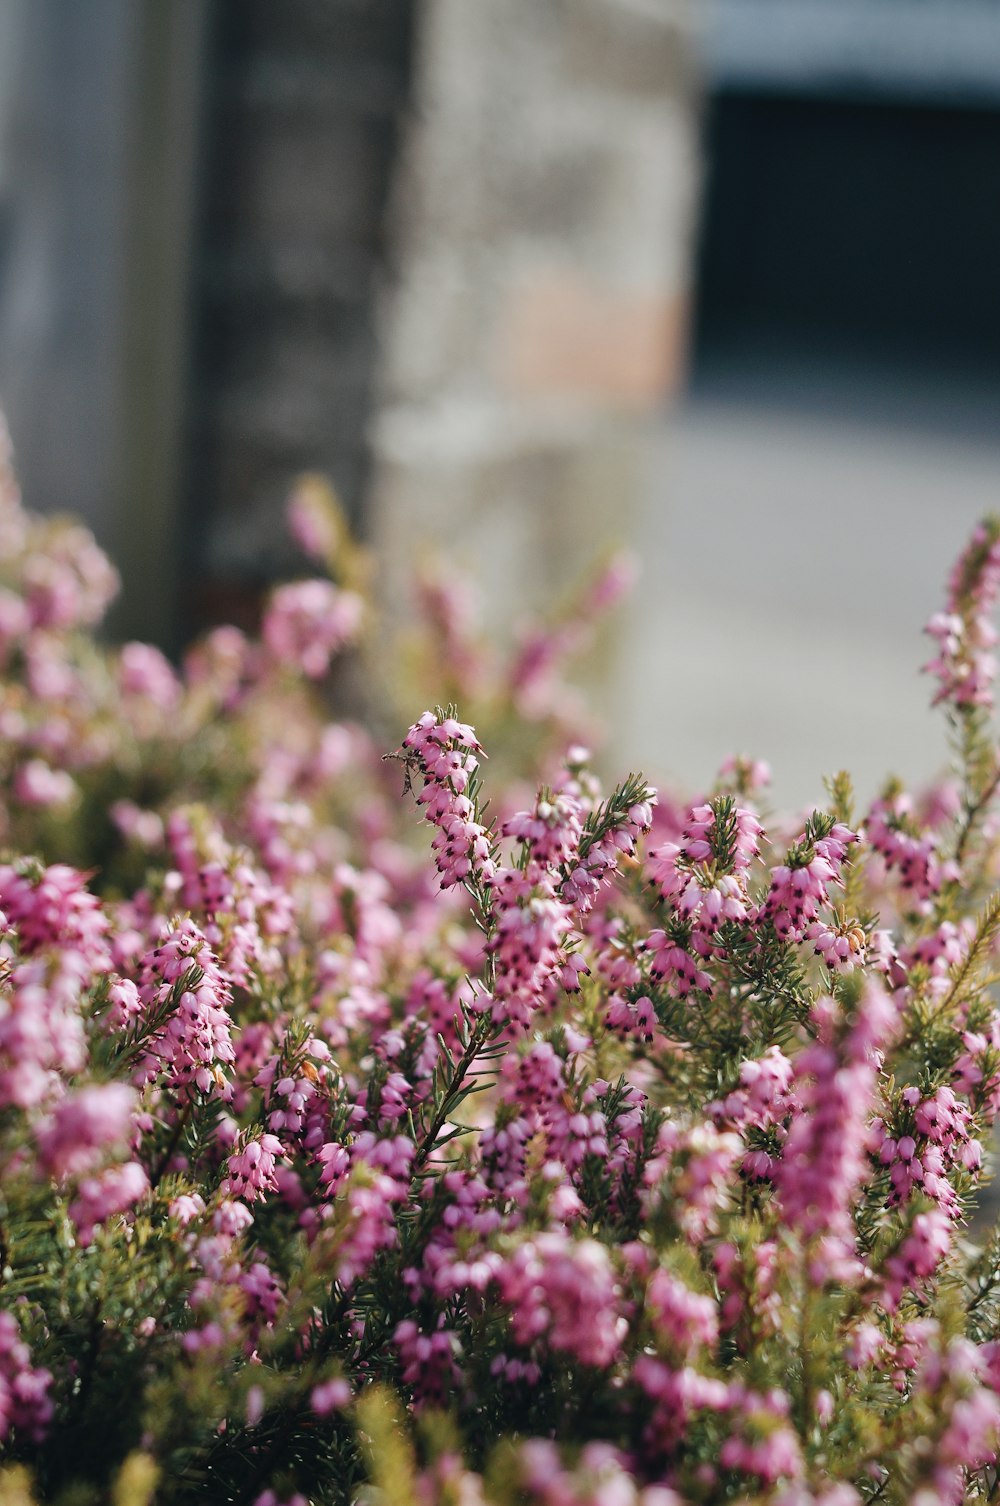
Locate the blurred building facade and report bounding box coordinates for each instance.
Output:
[612,0,1000,805]
[369,0,698,631]
[187,0,417,631]
[697,0,1000,389]
[0,0,699,649]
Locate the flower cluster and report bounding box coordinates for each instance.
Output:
[925,518,1000,709]
[1,432,1000,1506]
[0,1313,52,1444]
[262,579,363,679]
[402,712,495,890]
[867,788,958,903]
[762,813,858,942]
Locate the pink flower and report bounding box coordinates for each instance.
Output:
[866,791,958,901]
[774,981,896,1282]
[646,1268,718,1361]
[400,713,495,891]
[13,759,77,809]
[643,927,713,996]
[69,1160,148,1246]
[311,1377,351,1416]
[648,799,762,925]
[36,1082,136,1179]
[763,818,858,942]
[287,479,340,563]
[924,519,1000,709]
[393,1318,460,1406]
[263,579,362,678]
[132,920,235,1097]
[169,1193,206,1225]
[880,1207,953,1313]
[0,588,29,658]
[497,1234,625,1369]
[0,862,110,972]
[0,1311,52,1444]
[485,868,575,1028]
[224,1133,285,1204]
[118,641,181,711]
[22,522,119,629]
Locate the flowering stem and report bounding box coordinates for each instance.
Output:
[796,1265,816,1455]
[954,760,1000,868]
[149,1096,195,1191]
[927,891,1000,1026]
[412,1011,495,1174]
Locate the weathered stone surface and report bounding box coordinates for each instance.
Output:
[187,0,415,602]
[494,268,689,409]
[233,54,408,119]
[200,241,375,311]
[0,0,699,671]
[559,0,696,98]
[210,115,396,246]
[370,412,648,733]
[370,0,700,640]
[240,0,414,62]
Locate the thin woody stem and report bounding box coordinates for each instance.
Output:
[412,1011,496,1174]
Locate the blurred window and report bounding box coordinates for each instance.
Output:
[693,0,1000,399]
[706,0,1000,106]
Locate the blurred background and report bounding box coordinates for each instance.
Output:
[0,0,998,807]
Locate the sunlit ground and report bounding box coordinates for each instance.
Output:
[619,352,1000,811]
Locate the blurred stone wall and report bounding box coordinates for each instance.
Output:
[186,0,417,627]
[0,0,699,649]
[189,0,699,638]
[370,0,699,629]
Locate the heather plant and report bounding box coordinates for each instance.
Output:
[1,419,1000,1506]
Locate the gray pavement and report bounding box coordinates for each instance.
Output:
[615,381,1000,810]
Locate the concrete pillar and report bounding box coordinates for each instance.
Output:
[370,0,701,646]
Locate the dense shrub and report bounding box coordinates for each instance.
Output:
[0,422,999,1506]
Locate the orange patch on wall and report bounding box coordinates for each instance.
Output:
[496,270,688,411]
